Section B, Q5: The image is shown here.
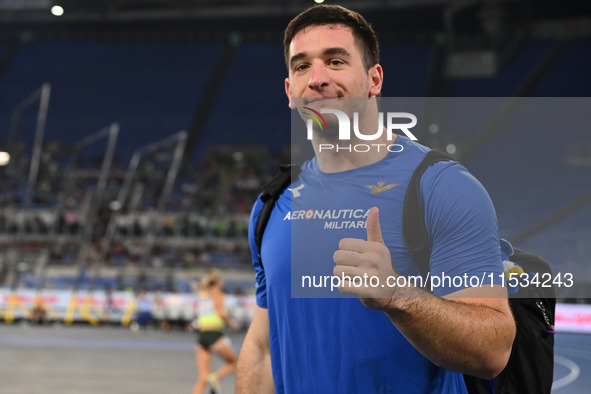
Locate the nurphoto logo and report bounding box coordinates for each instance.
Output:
[303,107,418,152]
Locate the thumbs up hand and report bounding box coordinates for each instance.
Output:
[333,207,399,310]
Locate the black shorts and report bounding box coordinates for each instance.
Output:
[197,330,224,350]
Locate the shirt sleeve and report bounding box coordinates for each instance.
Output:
[421,161,504,296]
[248,198,268,308]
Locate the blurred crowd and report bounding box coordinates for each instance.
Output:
[0,139,290,290]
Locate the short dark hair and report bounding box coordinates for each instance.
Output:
[283,5,380,72]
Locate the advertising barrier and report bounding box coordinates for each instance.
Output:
[0,288,256,328]
[2,287,588,335]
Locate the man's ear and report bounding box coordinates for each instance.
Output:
[368,64,383,97]
[285,77,294,108]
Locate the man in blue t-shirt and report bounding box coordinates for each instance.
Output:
[236,5,516,394]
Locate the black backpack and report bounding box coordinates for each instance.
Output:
[254,150,555,394]
[405,149,556,394]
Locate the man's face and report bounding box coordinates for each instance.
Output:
[284,24,382,112]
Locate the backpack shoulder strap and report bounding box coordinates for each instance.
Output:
[402,149,455,278]
[254,164,300,271]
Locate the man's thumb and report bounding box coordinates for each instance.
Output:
[366,207,384,243]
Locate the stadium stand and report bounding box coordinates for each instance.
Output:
[531,36,591,97]
[380,42,433,97]
[0,4,590,304]
[0,42,222,163]
[447,39,554,97]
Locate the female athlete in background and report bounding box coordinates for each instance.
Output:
[193,270,237,394]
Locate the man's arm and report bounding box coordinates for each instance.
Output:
[236,305,275,393]
[334,207,516,379]
[380,286,514,379]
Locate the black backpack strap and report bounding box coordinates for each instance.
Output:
[402,148,455,279]
[254,164,301,271]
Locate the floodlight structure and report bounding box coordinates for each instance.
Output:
[69,123,120,278]
[98,130,188,289]
[2,83,51,289]
[8,83,52,208]
[26,123,119,290]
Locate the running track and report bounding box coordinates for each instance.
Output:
[0,324,588,393]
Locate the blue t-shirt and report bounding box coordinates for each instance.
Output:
[248,136,503,393]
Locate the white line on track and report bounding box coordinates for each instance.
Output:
[553,355,581,390]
